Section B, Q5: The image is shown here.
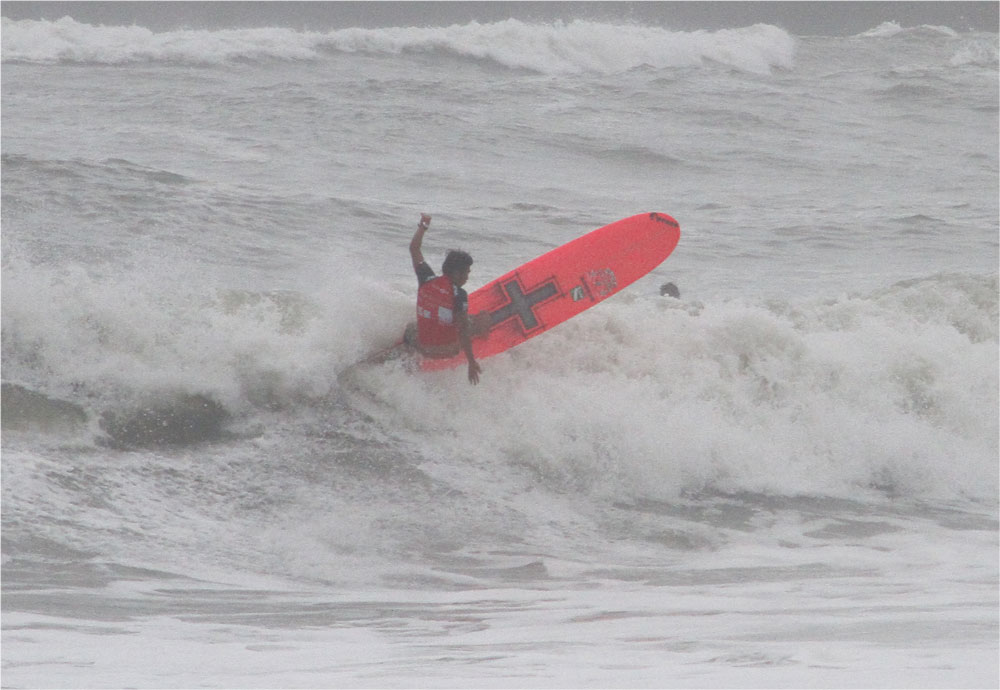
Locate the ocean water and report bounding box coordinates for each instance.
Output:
[2,11,998,689]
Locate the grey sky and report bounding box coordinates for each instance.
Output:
[2,2,997,35]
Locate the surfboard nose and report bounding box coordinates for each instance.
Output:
[649,211,680,229]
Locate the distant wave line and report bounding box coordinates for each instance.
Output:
[1,17,797,74]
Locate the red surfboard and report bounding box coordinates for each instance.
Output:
[418,212,680,370]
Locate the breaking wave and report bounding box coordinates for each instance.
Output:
[3,253,996,504]
[1,16,796,74]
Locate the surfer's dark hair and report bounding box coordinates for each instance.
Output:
[442,250,473,276]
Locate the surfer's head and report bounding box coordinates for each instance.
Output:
[659,282,680,298]
[442,250,473,285]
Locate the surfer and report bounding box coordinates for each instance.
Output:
[406,214,491,384]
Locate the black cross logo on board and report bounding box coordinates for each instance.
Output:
[489,276,559,333]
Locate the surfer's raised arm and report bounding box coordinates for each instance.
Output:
[409,213,431,271]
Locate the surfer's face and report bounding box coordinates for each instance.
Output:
[451,267,470,287]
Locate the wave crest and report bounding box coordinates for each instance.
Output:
[1,17,796,74]
[858,21,960,39]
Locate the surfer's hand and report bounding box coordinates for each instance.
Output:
[419,214,431,230]
[467,360,482,385]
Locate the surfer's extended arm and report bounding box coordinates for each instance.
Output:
[456,312,482,385]
[410,213,431,270]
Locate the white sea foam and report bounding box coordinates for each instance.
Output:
[859,21,961,38]
[1,16,796,74]
[0,253,405,413]
[9,252,991,503]
[950,37,1000,66]
[355,274,998,505]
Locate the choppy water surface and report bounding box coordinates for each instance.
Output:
[2,12,997,688]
